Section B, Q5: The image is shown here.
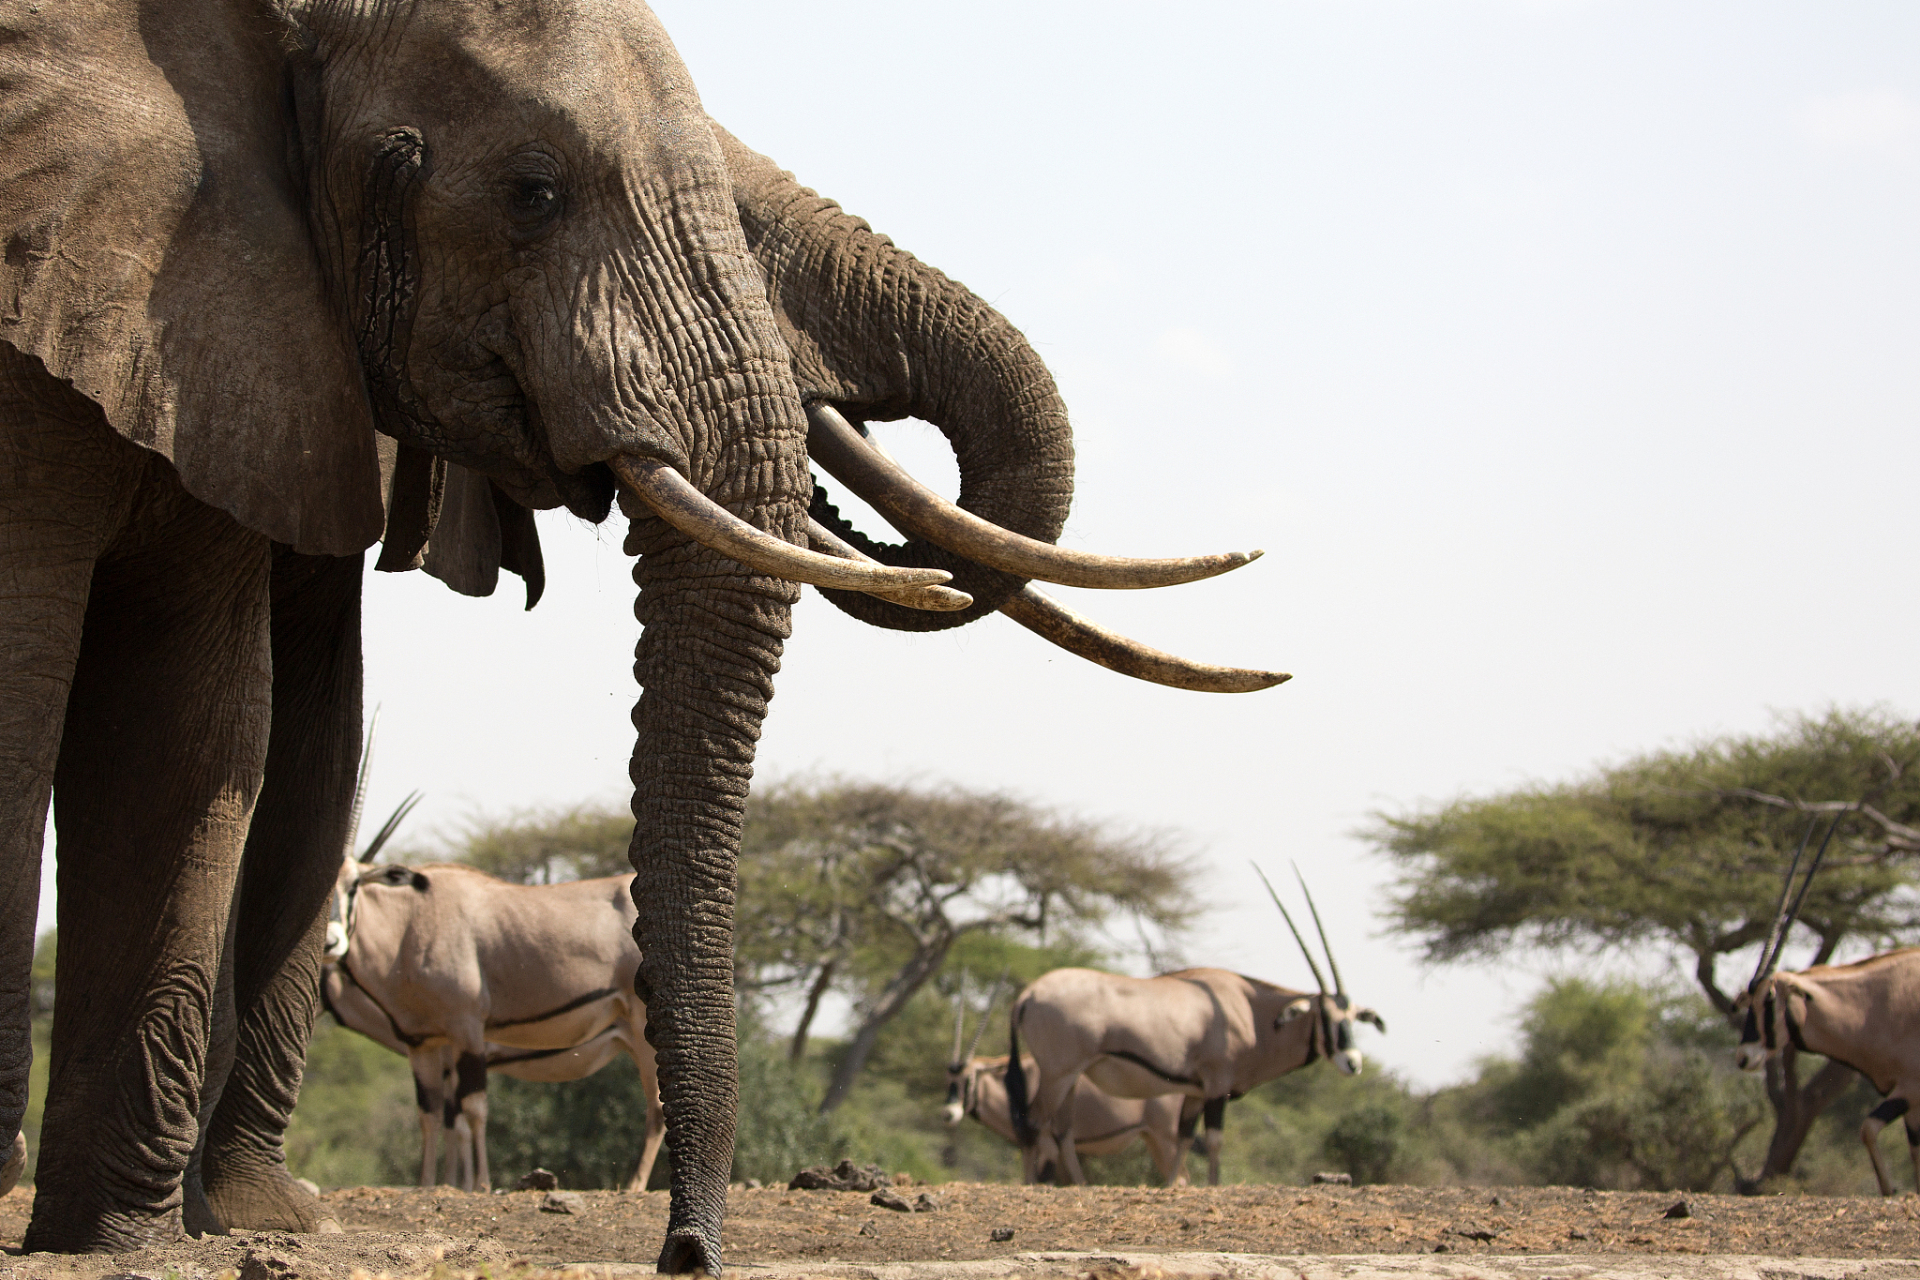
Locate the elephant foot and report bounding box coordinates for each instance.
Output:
[182,1170,230,1239]
[204,1158,335,1233]
[657,1225,721,1275]
[0,1132,24,1196]
[23,1200,186,1254]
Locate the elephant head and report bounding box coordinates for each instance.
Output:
[0,0,1277,1266]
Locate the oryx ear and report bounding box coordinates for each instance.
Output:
[1276,997,1313,1027]
[0,2,383,555]
[1357,1008,1387,1034]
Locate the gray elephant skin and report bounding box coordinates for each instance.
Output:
[0,0,1270,1271]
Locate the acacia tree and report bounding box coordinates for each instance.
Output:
[734,779,1196,1112]
[1367,708,1920,1189]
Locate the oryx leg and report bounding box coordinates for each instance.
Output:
[452,1050,490,1192]
[1173,1100,1200,1185]
[409,1048,447,1187]
[1142,1108,1182,1186]
[1201,1096,1226,1187]
[1054,1080,1090,1186]
[1907,1113,1920,1196]
[1862,1097,1908,1196]
[1031,1065,1088,1185]
[625,1018,666,1192]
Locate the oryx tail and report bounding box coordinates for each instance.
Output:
[1005,997,1037,1147]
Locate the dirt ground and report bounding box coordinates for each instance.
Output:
[0,1182,1915,1276]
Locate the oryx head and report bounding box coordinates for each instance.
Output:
[942,970,1006,1125]
[325,712,424,962]
[1257,862,1386,1076]
[1732,809,1843,1072]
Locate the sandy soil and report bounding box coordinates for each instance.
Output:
[0,1183,1914,1277]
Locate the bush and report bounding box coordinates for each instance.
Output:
[1323,1102,1403,1185]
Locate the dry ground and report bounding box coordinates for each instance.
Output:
[0,1184,1914,1278]
[315,1183,1920,1264]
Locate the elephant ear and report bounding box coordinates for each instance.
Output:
[0,0,383,555]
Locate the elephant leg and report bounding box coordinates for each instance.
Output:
[0,356,148,1196]
[197,549,363,1233]
[27,460,272,1252]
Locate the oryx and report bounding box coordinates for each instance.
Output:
[1004,865,1383,1186]
[941,978,1195,1183]
[1733,813,1920,1195]
[320,734,663,1192]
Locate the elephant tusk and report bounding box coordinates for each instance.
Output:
[805,518,974,611]
[611,457,956,602]
[807,403,1264,590]
[1000,585,1290,693]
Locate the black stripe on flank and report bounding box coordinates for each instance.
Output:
[1105,1050,1198,1088]
[488,987,620,1030]
[1075,1123,1146,1145]
[486,1026,620,1067]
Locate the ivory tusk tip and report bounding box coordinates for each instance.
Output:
[874,585,974,611]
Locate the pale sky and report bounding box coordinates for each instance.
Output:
[46,2,1920,1090]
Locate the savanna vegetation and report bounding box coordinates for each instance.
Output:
[21,713,1919,1196]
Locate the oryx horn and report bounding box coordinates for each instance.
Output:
[963,969,1010,1064]
[360,791,424,864]
[1253,862,1328,995]
[1751,816,1817,989]
[807,403,1263,590]
[1772,806,1849,967]
[1292,861,1346,999]
[346,707,381,859]
[950,971,969,1067]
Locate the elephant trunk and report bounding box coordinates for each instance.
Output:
[624,510,797,1275]
[717,126,1075,630]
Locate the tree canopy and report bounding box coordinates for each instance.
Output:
[1366,706,1920,1188]
[1369,707,1920,1012]
[735,778,1196,1110]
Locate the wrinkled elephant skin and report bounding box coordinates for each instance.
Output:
[0,0,1092,1271]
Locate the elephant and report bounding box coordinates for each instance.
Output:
[0,0,1282,1269]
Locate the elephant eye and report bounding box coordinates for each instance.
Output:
[505,176,562,229]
